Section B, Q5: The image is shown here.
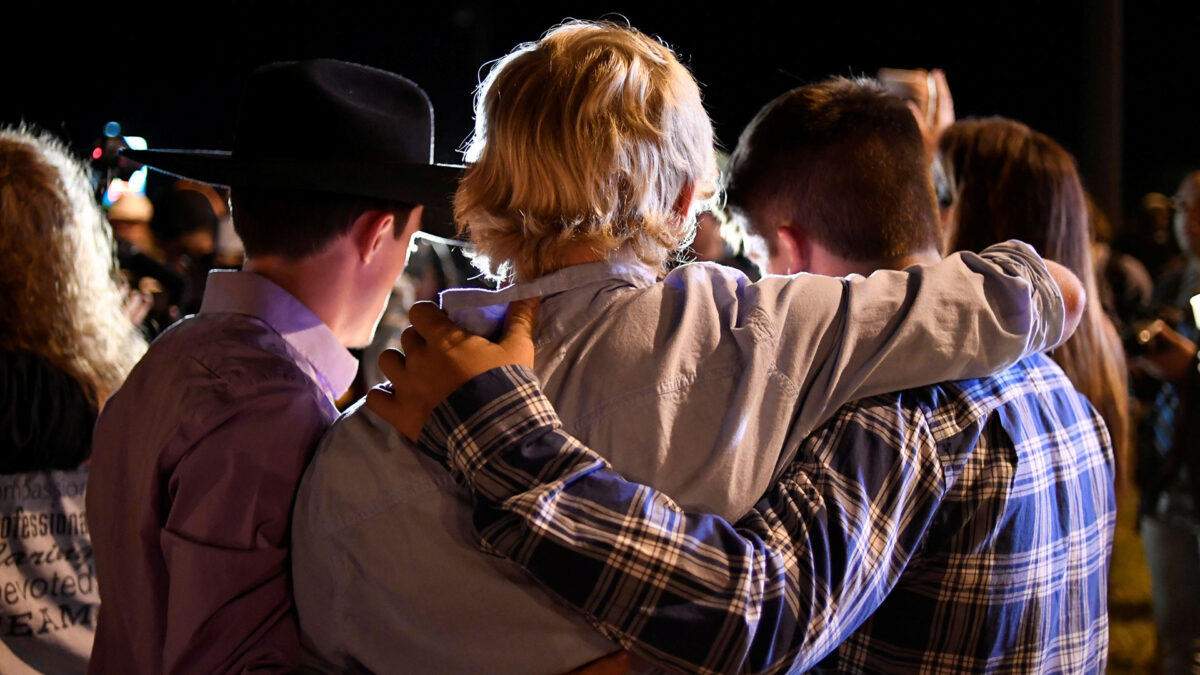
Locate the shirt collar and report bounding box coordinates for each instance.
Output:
[199,270,358,401]
[438,259,657,339]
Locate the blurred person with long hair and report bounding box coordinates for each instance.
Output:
[0,126,146,674]
[939,117,1131,492]
[0,126,146,470]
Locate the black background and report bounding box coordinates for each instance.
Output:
[4,0,1193,227]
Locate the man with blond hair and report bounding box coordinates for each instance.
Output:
[291,22,1081,673]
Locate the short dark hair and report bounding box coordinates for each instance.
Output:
[725,77,940,263]
[229,188,414,259]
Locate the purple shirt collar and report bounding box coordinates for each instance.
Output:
[199,270,358,401]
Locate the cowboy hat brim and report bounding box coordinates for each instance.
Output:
[123,148,465,240]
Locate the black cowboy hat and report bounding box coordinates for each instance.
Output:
[124,59,464,239]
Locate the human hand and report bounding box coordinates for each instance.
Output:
[879,67,955,153]
[1135,319,1199,381]
[365,297,540,441]
[563,651,633,675]
[927,69,955,140]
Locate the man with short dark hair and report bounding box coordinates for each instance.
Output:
[86,59,458,673]
[368,77,1115,673]
[726,77,941,273]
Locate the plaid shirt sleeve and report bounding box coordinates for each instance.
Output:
[416,365,948,675]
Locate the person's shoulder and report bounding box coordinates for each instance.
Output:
[150,311,282,359]
[953,353,1081,405]
[927,354,1079,415]
[824,355,1082,445]
[100,313,328,449]
[929,354,1106,458]
[138,313,319,396]
[662,260,776,304]
[658,260,816,324]
[296,399,454,533]
[593,261,763,340]
[663,260,752,287]
[298,402,377,514]
[313,399,405,462]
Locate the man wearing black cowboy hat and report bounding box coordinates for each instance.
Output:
[87,59,460,674]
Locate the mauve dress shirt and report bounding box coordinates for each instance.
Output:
[87,270,357,675]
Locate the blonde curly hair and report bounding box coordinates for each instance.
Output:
[0,127,146,406]
[456,20,720,282]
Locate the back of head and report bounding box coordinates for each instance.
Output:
[152,189,219,245]
[939,117,1089,272]
[939,117,1129,486]
[725,77,940,265]
[0,127,146,405]
[229,187,411,260]
[455,20,718,282]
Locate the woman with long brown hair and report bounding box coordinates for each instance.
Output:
[940,117,1130,490]
[0,126,147,470]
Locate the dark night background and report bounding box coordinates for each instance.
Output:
[3,0,1193,231]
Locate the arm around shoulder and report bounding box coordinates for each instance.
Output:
[751,239,1069,436]
[420,366,941,674]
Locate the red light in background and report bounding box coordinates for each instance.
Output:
[91,147,103,160]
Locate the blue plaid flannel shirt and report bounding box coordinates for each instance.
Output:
[419,354,1116,674]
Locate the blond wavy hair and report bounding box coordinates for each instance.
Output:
[456,20,719,282]
[0,127,146,407]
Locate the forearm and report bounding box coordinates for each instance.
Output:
[853,240,1068,380]
[422,367,871,674]
[772,240,1067,435]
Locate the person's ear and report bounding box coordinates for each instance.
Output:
[398,205,425,262]
[354,210,396,264]
[768,223,808,275]
[673,182,697,221]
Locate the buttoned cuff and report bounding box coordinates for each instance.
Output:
[979,239,1066,352]
[418,365,561,484]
